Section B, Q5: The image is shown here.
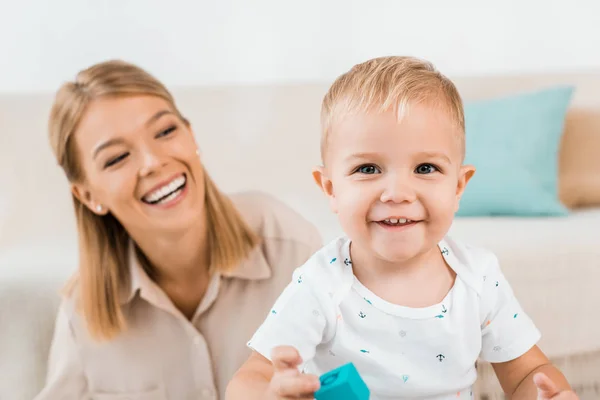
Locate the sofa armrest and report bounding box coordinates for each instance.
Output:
[0,243,75,400]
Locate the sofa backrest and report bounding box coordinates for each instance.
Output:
[1,71,599,260]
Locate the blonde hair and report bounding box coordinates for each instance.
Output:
[320,56,465,161]
[48,60,259,340]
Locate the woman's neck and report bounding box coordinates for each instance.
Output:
[131,218,210,287]
[129,218,211,320]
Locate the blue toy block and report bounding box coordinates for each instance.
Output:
[314,362,370,400]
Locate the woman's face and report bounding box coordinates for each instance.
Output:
[72,95,206,236]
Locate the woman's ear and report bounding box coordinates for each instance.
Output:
[71,183,107,215]
[312,165,338,214]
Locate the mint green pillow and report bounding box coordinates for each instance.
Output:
[457,86,574,217]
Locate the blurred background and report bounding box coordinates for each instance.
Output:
[1,1,599,399]
[1,0,599,91]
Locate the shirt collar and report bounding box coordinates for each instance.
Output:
[219,242,272,280]
[119,242,150,305]
[119,240,271,305]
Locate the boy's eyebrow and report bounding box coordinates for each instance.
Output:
[343,152,380,162]
[416,151,452,164]
[344,151,453,164]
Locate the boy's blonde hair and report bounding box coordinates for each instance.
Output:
[48,60,259,341]
[320,56,465,162]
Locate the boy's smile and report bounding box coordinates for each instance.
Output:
[314,102,475,269]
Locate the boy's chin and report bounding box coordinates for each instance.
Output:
[376,249,422,264]
[368,238,430,263]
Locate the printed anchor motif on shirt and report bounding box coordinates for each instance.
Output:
[399,330,407,338]
[344,258,352,266]
[441,247,449,256]
[441,305,447,313]
[297,274,303,284]
[358,311,367,319]
[436,354,446,362]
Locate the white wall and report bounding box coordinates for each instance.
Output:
[0,0,599,93]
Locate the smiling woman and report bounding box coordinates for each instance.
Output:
[34,60,322,400]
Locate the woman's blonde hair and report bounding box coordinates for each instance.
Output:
[48,60,259,340]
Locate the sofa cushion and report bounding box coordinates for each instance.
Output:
[457,86,574,217]
[559,109,600,208]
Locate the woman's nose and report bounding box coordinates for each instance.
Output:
[138,148,167,177]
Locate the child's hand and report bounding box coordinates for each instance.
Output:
[534,372,579,400]
[267,346,320,399]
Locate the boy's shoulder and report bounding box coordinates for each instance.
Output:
[292,235,353,290]
[441,235,503,293]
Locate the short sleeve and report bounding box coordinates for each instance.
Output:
[478,255,541,363]
[247,264,334,366]
[34,301,88,399]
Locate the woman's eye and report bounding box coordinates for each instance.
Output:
[415,163,439,174]
[356,164,381,174]
[104,153,128,168]
[157,125,177,138]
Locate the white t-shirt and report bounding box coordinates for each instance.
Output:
[248,235,541,399]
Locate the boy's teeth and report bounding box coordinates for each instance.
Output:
[144,175,186,203]
[383,218,412,225]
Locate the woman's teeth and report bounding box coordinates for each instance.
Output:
[382,218,413,226]
[154,189,182,205]
[143,175,186,204]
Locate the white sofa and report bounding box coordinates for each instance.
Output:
[1,72,599,400]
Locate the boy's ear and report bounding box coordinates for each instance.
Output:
[312,165,338,214]
[455,164,476,211]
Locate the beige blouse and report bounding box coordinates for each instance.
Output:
[34,192,322,400]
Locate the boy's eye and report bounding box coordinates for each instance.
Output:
[104,153,129,169]
[156,125,177,138]
[415,163,438,174]
[355,164,381,175]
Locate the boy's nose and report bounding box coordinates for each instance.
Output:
[380,177,417,204]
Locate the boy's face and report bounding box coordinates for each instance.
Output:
[314,103,475,264]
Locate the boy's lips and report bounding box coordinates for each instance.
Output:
[373,216,421,228]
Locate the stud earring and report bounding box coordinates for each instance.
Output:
[96,204,103,213]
